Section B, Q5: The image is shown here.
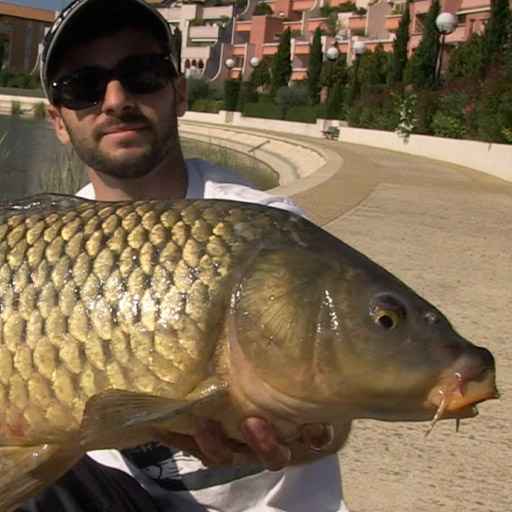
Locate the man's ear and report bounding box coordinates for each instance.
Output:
[174,75,187,118]
[47,104,71,145]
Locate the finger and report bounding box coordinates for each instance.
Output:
[152,430,205,460]
[240,417,291,471]
[193,419,235,466]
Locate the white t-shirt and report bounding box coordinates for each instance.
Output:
[78,159,348,512]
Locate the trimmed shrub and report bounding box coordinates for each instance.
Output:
[413,89,439,134]
[33,101,47,119]
[431,112,467,138]
[11,101,22,116]
[191,99,223,113]
[242,101,281,119]
[275,85,310,118]
[347,89,399,131]
[285,105,317,123]
[475,78,512,143]
[325,80,345,120]
[224,79,241,111]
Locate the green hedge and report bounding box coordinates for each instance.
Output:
[242,102,322,123]
[190,99,223,113]
[284,105,318,124]
[242,101,281,119]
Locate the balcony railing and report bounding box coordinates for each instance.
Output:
[385,14,401,32]
[291,0,315,11]
[348,15,366,34]
[412,0,430,15]
[203,5,234,19]
[235,20,252,32]
[183,46,211,60]
[189,24,220,40]
[457,0,489,11]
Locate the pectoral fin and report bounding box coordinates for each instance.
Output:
[80,384,228,449]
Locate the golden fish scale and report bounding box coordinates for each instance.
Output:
[0,199,294,440]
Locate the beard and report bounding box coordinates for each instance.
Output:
[66,110,177,180]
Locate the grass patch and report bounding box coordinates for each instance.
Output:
[182,138,278,190]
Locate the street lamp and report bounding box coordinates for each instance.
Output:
[249,56,260,68]
[225,58,236,70]
[435,12,457,85]
[326,46,340,62]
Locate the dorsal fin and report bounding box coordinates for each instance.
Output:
[0,193,92,221]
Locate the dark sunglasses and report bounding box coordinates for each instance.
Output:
[50,54,177,110]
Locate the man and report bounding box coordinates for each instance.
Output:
[21,0,347,510]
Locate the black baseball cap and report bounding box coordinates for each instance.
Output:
[40,0,180,98]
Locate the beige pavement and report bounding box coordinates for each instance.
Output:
[288,139,512,512]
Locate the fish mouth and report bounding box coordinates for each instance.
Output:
[425,365,499,433]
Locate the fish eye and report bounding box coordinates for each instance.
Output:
[375,310,399,330]
[370,295,406,330]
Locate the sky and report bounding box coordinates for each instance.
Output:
[6,0,71,11]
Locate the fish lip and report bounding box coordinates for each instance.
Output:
[426,365,499,417]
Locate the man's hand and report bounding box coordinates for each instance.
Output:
[155,417,291,471]
[155,419,347,471]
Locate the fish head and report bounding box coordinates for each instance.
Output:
[230,228,498,426]
[323,264,499,422]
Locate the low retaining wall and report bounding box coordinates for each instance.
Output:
[337,127,512,183]
[0,94,48,117]
[183,111,512,183]
[0,94,509,183]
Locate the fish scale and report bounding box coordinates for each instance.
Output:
[0,197,291,439]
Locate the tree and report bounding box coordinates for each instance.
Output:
[271,28,292,96]
[253,3,273,16]
[389,0,411,84]
[307,28,323,104]
[224,77,241,111]
[320,56,348,89]
[447,33,484,81]
[505,17,512,78]
[355,45,390,97]
[481,0,512,74]
[326,79,345,119]
[404,0,440,89]
[249,56,272,91]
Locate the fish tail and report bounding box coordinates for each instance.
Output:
[0,443,81,511]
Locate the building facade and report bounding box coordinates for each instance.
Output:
[152,0,505,83]
[0,1,54,74]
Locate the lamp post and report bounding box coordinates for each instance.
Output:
[326,45,340,62]
[249,56,260,68]
[435,12,457,85]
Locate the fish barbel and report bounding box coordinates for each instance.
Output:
[0,194,498,509]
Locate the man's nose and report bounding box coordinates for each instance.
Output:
[101,79,135,114]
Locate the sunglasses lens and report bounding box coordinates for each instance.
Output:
[53,55,175,110]
[121,55,174,95]
[56,68,107,109]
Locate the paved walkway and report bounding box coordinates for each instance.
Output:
[183,122,512,511]
[300,140,512,512]
[245,132,512,512]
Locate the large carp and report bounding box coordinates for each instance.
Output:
[0,195,498,510]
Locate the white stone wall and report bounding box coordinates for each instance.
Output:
[182,111,512,183]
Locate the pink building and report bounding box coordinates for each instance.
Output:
[219,0,501,83]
